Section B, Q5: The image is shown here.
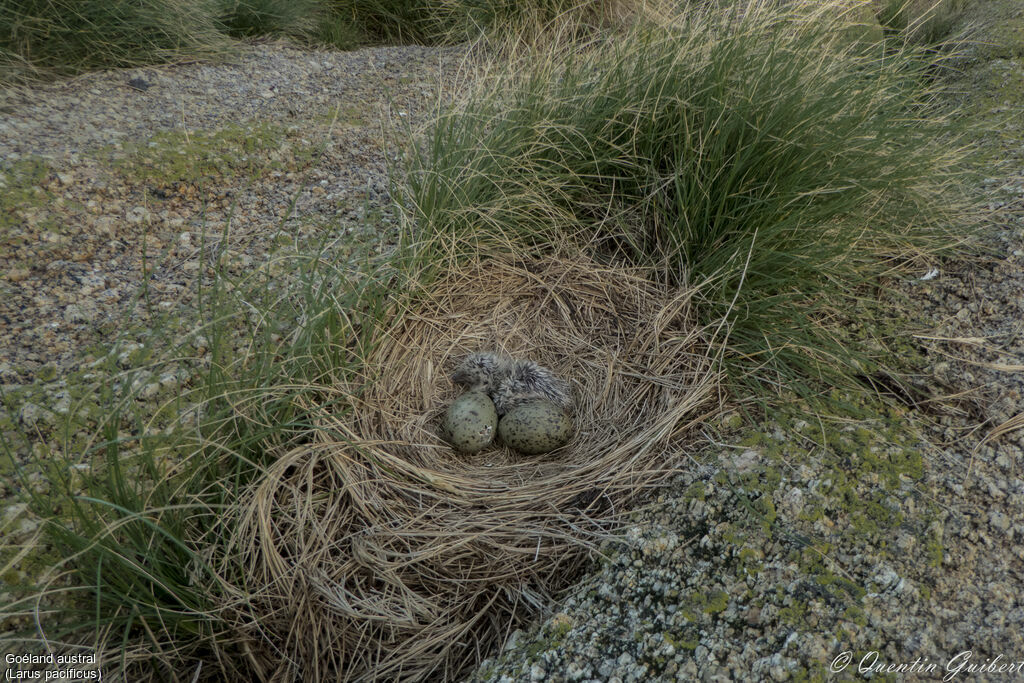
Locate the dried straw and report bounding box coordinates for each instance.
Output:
[227,254,718,681]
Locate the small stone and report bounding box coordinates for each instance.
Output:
[549,612,573,632]
[989,510,1011,532]
[732,449,759,473]
[19,402,55,428]
[126,206,151,225]
[503,629,525,652]
[95,217,116,235]
[779,487,804,518]
[2,503,28,526]
[37,362,58,382]
[64,304,95,323]
[566,662,587,680]
[0,363,17,382]
[52,393,71,415]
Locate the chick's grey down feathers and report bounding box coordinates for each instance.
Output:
[451,351,510,394]
[493,359,572,415]
[452,352,571,416]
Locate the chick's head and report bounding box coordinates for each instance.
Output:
[451,351,510,393]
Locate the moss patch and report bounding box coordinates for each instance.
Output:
[98,120,319,190]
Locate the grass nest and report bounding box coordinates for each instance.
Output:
[227,253,719,681]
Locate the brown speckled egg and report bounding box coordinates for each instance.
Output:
[443,391,498,453]
[498,399,573,455]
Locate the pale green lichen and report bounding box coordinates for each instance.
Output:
[924,534,944,568]
[778,599,809,627]
[843,604,868,627]
[662,630,698,652]
[682,481,707,502]
[816,570,867,601]
[549,620,571,639]
[703,590,729,615]
[700,387,947,658]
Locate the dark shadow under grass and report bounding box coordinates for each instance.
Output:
[398,0,978,405]
[218,0,322,40]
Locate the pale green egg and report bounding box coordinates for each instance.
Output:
[498,399,573,455]
[443,391,498,453]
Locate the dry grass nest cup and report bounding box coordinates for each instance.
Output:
[228,253,720,681]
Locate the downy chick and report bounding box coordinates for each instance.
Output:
[491,359,572,416]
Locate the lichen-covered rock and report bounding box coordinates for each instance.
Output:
[498,399,573,455]
[443,391,498,453]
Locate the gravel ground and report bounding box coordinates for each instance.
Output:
[0,41,467,470]
[2,3,1024,682]
[0,40,466,387]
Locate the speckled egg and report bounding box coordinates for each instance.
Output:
[497,399,573,455]
[443,391,498,453]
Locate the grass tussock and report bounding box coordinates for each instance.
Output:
[400,0,975,398]
[218,0,322,39]
[0,0,231,82]
[309,0,633,49]
[319,0,447,44]
[445,0,636,44]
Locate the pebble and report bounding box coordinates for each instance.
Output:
[18,402,55,428]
